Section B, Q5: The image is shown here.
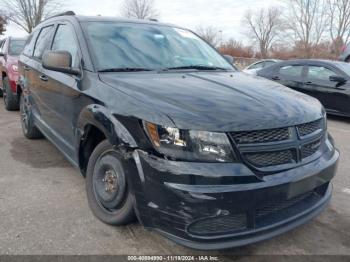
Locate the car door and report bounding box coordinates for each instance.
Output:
[40,22,82,151]
[19,30,40,114]
[269,64,307,93]
[304,64,350,114]
[29,25,55,122]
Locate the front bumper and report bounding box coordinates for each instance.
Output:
[130,145,339,250]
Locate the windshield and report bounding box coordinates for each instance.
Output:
[82,22,234,71]
[9,40,26,56]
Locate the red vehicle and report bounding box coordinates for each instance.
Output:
[0,37,26,111]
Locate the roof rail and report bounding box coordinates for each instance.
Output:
[46,11,75,20]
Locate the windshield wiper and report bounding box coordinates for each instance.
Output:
[98,67,154,72]
[164,65,228,71]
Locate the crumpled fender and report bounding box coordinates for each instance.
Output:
[76,104,138,149]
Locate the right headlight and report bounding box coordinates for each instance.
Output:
[143,121,236,162]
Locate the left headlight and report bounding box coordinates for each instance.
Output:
[143,121,236,162]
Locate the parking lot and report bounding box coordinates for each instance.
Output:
[0,99,349,256]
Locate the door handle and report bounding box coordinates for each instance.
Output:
[305,81,313,85]
[23,65,31,71]
[272,76,280,80]
[39,75,48,81]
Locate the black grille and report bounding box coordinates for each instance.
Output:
[256,191,314,218]
[297,119,322,137]
[188,214,247,236]
[244,150,295,167]
[301,139,321,159]
[230,128,290,144]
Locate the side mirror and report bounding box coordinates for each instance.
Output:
[223,55,234,65]
[42,50,80,75]
[329,75,347,83]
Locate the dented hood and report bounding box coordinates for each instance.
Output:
[100,71,323,132]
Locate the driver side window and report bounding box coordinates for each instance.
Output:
[52,24,80,68]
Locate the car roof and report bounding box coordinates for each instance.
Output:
[43,13,184,30]
[282,59,339,64]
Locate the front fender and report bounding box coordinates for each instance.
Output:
[76,104,138,148]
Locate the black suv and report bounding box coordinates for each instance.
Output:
[18,12,339,250]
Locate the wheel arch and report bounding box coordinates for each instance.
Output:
[76,104,138,176]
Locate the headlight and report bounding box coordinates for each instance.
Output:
[11,64,18,72]
[144,122,235,162]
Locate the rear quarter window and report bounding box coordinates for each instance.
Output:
[33,25,54,59]
[23,31,39,57]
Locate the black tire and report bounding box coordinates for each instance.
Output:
[0,87,3,98]
[3,77,19,111]
[86,140,136,225]
[20,93,43,139]
[346,56,350,63]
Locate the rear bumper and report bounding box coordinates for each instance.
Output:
[130,145,339,250]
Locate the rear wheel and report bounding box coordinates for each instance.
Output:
[346,56,350,63]
[20,93,43,139]
[3,77,19,111]
[86,140,136,225]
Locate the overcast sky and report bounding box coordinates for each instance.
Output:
[4,0,281,43]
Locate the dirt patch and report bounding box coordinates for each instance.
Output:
[10,137,71,169]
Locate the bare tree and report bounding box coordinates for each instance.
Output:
[0,12,7,35]
[196,26,222,47]
[284,0,328,58]
[121,0,159,20]
[327,0,350,55]
[243,7,283,58]
[1,0,63,33]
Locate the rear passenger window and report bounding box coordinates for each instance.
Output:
[52,24,80,68]
[33,25,54,59]
[279,65,303,77]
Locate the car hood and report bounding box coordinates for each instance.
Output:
[100,71,323,132]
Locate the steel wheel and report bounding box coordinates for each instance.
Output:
[86,140,136,225]
[92,150,127,211]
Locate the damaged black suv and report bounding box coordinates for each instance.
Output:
[18,12,339,250]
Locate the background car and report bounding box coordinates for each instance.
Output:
[243,59,281,75]
[0,37,27,111]
[258,59,350,117]
[339,44,350,62]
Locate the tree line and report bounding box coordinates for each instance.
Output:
[1,0,349,59]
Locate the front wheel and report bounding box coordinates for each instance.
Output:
[86,140,136,225]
